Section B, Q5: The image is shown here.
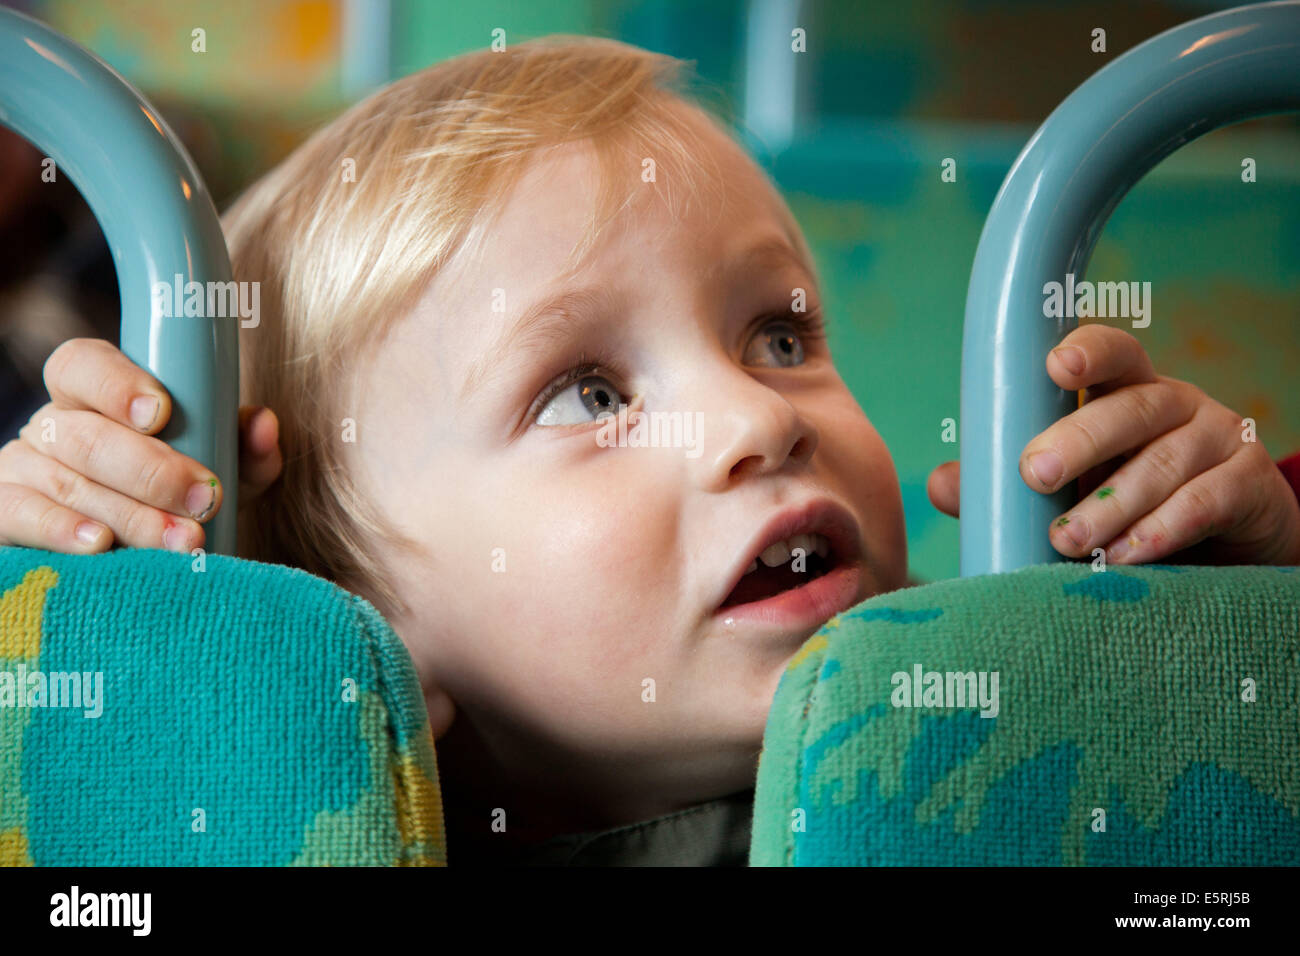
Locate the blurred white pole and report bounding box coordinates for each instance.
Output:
[342,0,392,99]
[744,0,803,152]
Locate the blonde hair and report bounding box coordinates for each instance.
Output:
[222,35,807,617]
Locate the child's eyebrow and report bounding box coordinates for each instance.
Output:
[459,286,618,402]
[718,235,813,282]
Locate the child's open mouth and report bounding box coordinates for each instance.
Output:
[719,535,836,608]
[712,499,866,631]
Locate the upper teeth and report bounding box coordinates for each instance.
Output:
[745,533,831,573]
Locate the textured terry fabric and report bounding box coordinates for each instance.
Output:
[0,547,445,866]
[751,563,1300,866]
[448,789,755,866]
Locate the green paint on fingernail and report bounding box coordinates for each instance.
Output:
[1056,516,1070,527]
[208,478,218,487]
[1096,486,1114,499]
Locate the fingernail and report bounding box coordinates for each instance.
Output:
[1052,346,1086,375]
[1108,533,1138,562]
[130,395,160,430]
[1056,513,1090,550]
[1028,451,1063,488]
[162,523,190,553]
[186,479,218,521]
[75,521,104,545]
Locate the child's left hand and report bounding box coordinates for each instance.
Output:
[930,324,1300,566]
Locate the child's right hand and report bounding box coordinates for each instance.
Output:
[0,338,282,553]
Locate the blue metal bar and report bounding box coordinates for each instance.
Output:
[961,0,1300,576]
[0,7,238,554]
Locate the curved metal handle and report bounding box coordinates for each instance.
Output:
[0,7,238,554]
[961,0,1300,576]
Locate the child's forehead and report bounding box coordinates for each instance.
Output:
[469,123,789,279]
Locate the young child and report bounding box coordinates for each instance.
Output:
[2,36,1299,865]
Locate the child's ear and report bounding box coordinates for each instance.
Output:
[424,683,456,740]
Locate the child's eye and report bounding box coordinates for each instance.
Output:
[742,311,826,368]
[530,310,825,428]
[535,366,627,427]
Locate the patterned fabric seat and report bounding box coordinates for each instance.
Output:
[752,563,1300,865]
[0,547,445,866]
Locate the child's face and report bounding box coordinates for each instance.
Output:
[351,102,907,821]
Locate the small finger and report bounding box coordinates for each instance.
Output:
[1049,324,1157,398]
[238,406,283,496]
[1020,377,1201,494]
[0,438,206,552]
[1045,409,1235,559]
[18,408,222,522]
[926,461,959,518]
[43,337,172,434]
[0,482,111,552]
[1099,453,1251,565]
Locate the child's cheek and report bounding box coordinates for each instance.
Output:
[494,492,679,668]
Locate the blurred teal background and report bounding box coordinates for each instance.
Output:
[5,0,1299,583]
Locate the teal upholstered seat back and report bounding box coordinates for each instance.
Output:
[0,548,445,866]
[752,564,1300,865]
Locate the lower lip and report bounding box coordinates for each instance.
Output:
[713,561,865,633]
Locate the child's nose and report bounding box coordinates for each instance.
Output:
[686,372,818,492]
